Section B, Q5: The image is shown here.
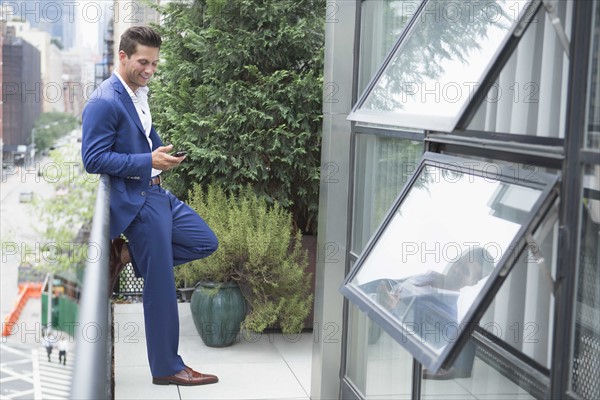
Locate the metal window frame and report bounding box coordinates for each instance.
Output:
[551,0,596,398]
[340,151,559,373]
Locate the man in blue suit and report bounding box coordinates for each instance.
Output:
[82,26,219,386]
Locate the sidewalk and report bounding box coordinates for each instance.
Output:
[114,302,313,400]
[1,297,74,400]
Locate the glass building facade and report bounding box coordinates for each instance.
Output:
[311,1,599,399]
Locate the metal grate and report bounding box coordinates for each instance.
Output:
[577,253,600,333]
[571,249,600,400]
[111,265,188,302]
[114,264,144,297]
[572,335,600,400]
[578,253,599,309]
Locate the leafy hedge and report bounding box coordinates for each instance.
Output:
[151,0,325,234]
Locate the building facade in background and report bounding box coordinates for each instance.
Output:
[0,1,97,164]
[0,0,76,49]
[6,19,64,113]
[2,27,41,164]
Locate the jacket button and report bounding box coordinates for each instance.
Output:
[141,191,146,196]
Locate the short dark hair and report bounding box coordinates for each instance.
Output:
[119,26,162,56]
[443,247,495,290]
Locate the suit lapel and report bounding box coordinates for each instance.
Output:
[110,75,146,137]
[121,92,146,136]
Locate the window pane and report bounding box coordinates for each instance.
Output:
[342,154,559,372]
[422,245,552,400]
[468,3,572,137]
[479,201,558,368]
[570,165,600,399]
[587,1,600,150]
[345,303,413,399]
[352,134,423,254]
[352,165,541,352]
[420,254,542,399]
[421,203,558,396]
[350,0,534,131]
[358,0,418,95]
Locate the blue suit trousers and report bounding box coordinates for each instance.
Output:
[123,184,218,377]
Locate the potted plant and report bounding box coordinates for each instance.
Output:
[176,184,313,347]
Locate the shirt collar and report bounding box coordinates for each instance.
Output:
[114,70,149,100]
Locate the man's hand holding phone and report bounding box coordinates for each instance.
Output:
[152,145,187,171]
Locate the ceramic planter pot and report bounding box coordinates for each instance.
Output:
[190,281,247,347]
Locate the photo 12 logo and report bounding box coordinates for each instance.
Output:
[1,161,100,184]
[1,81,97,106]
[2,241,102,265]
[1,1,145,24]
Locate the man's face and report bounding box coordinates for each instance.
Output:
[444,259,482,291]
[118,44,160,92]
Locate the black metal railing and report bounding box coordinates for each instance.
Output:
[70,174,111,399]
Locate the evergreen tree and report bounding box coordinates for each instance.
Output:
[151,0,325,234]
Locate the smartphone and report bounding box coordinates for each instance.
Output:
[172,151,187,157]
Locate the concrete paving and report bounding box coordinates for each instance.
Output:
[114,302,313,400]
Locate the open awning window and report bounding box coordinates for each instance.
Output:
[340,152,559,372]
[348,0,537,132]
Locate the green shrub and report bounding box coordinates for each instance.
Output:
[150,0,325,234]
[176,184,313,334]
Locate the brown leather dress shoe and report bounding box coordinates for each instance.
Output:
[109,238,128,292]
[152,366,219,386]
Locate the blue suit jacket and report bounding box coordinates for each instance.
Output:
[81,74,163,239]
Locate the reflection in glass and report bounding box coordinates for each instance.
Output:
[420,200,557,395]
[352,135,423,254]
[468,2,572,137]
[480,203,558,368]
[345,303,413,399]
[472,201,559,384]
[420,252,543,399]
[358,1,418,95]
[353,0,533,131]
[350,165,543,356]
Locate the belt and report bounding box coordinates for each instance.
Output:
[149,176,161,186]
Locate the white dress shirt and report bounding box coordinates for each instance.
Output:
[114,71,162,178]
